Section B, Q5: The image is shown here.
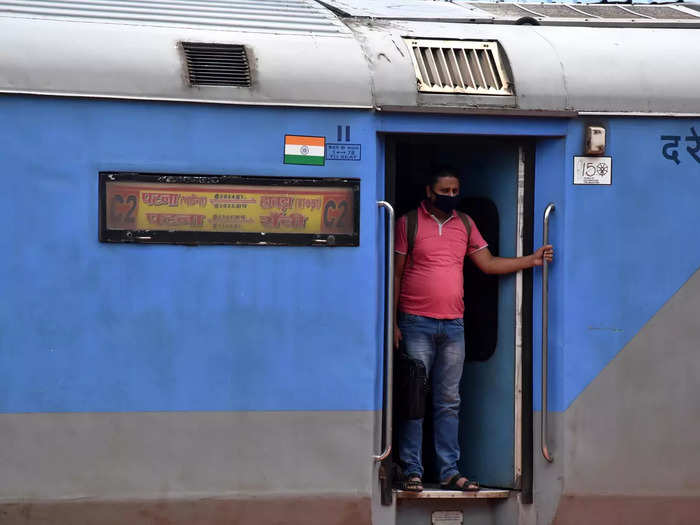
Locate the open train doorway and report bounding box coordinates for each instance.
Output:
[386,134,534,492]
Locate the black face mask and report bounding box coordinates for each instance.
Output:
[432,193,460,214]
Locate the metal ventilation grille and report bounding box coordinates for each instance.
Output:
[405,39,513,96]
[574,5,648,19]
[182,42,251,87]
[525,5,587,18]
[469,3,535,18]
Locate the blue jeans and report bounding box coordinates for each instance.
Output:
[398,312,466,482]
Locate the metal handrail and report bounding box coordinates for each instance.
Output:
[374,201,395,461]
[541,203,555,463]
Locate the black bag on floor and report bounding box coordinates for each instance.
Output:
[397,351,428,420]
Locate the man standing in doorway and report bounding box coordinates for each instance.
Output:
[394,167,554,492]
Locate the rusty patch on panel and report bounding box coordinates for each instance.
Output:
[554,494,700,525]
[0,495,371,525]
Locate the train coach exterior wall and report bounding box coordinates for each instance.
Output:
[0,96,379,415]
[554,118,700,411]
[1,99,576,523]
[526,265,700,525]
[0,411,373,524]
[553,267,700,525]
[4,93,700,525]
[524,116,700,525]
[532,117,700,414]
[0,95,380,520]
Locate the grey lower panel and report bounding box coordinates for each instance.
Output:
[0,411,374,501]
[517,411,565,525]
[564,267,700,496]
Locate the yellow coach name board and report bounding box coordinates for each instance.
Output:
[105,181,355,236]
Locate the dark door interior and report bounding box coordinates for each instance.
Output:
[387,134,533,490]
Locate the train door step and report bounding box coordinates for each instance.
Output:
[396,488,511,500]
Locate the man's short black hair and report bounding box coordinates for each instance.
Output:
[428,167,460,188]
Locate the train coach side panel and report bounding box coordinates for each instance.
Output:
[559,118,700,411]
[538,118,700,525]
[0,96,379,523]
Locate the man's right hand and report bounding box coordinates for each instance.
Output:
[394,323,402,349]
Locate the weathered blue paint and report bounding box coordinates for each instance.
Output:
[3,95,699,417]
[532,136,569,413]
[377,113,569,137]
[0,97,380,413]
[554,118,700,411]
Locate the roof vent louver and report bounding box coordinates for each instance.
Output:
[182,42,251,87]
[405,39,513,96]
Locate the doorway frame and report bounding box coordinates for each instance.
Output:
[382,133,535,498]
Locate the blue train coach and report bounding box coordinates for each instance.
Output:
[2,1,700,524]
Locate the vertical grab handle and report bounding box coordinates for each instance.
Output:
[374,201,395,461]
[541,203,555,463]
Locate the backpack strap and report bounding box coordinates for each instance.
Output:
[406,209,418,256]
[456,211,472,248]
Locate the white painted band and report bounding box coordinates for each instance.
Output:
[284,144,325,157]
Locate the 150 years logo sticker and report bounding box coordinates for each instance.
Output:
[573,156,612,185]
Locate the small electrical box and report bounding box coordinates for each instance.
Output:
[585,126,606,155]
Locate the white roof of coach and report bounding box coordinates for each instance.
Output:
[320,0,700,25]
[0,0,350,34]
[350,19,700,115]
[2,0,700,114]
[0,0,373,108]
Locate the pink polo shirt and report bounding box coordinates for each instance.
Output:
[395,201,488,319]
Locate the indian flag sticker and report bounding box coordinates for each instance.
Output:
[284,135,325,166]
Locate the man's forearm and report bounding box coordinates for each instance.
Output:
[481,254,536,275]
[471,245,552,275]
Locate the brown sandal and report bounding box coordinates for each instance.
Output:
[402,474,424,492]
[440,474,479,491]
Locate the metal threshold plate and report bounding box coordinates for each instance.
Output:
[396,488,511,499]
